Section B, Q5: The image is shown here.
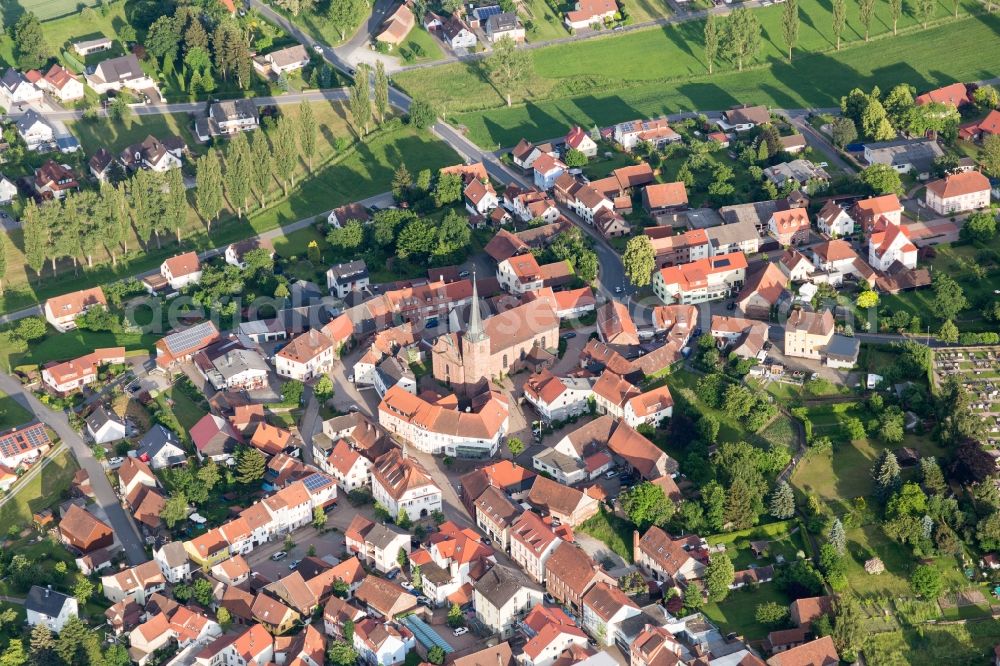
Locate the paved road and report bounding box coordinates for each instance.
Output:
[0,373,148,564]
[298,384,321,466]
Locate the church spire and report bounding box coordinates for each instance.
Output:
[465,272,488,343]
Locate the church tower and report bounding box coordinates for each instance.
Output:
[461,274,492,386]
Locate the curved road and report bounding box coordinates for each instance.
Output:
[0,373,148,565]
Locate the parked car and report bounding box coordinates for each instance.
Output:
[386,569,400,580]
[605,469,618,479]
[614,286,623,294]
[560,332,577,340]
[313,44,324,54]
[107,456,124,469]
[459,270,471,278]
[453,627,469,636]
[271,551,288,561]
[417,595,431,606]
[288,559,301,570]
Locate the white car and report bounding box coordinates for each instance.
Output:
[271,551,288,561]
[107,456,124,468]
[313,44,324,54]
[453,627,469,636]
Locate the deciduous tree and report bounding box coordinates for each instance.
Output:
[724,7,761,71]
[224,132,253,218]
[832,0,847,50]
[271,116,298,195]
[858,0,875,40]
[781,0,799,61]
[704,553,735,602]
[623,235,655,287]
[298,100,317,171]
[374,60,389,124]
[703,14,719,74]
[196,152,225,230]
[486,36,532,107]
[622,482,674,529]
[350,63,372,135]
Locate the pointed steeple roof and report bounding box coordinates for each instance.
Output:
[465,273,488,344]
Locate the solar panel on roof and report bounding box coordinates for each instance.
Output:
[715,258,730,268]
[303,473,333,491]
[475,4,502,18]
[165,321,217,354]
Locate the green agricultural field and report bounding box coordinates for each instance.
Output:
[0,0,100,25]
[0,117,458,318]
[0,391,34,429]
[398,8,1000,147]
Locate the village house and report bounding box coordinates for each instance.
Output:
[521,605,590,666]
[42,347,124,394]
[612,118,680,151]
[197,99,259,140]
[486,12,526,42]
[710,315,770,360]
[582,582,640,646]
[784,309,835,360]
[633,527,709,586]
[442,15,478,49]
[355,575,418,618]
[816,200,855,237]
[196,341,269,392]
[565,126,598,157]
[564,0,619,29]
[15,109,54,150]
[736,262,789,318]
[630,625,685,666]
[763,160,829,191]
[345,515,411,574]
[154,541,191,583]
[376,3,416,48]
[156,251,202,291]
[643,182,689,216]
[497,254,572,295]
[326,260,370,298]
[768,208,811,246]
[778,249,815,282]
[353,618,416,666]
[191,413,243,462]
[864,138,943,175]
[101,561,166,605]
[852,194,903,232]
[766,636,839,666]
[652,252,748,304]
[33,160,78,199]
[155,321,221,369]
[523,369,594,422]
[378,385,509,458]
[544,541,612,611]
[370,448,443,521]
[809,239,874,285]
[275,329,335,380]
[534,154,568,190]
[924,170,991,215]
[59,503,114,554]
[43,287,108,333]
[119,134,186,172]
[509,510,562,583]
[465,177,499,216]
[527,475,600,526]
[512,140,558,171]
[474,485,521,549]
[717,105,771,132]
[648,229,711,268]
[87,406,127,444]
[323,439,372,491]
[916,82,971,107]
[474,564,544,639]
[26,586,78,633]
[85,54,159,95]
[0,175,17,204]
[195,624,274,666]
[869,224,918,271]
[1,68,43,107]
[252,44,310,78]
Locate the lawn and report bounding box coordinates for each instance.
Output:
[0,328,158,374]
[396,9,1000,147]
[707,520,808,569]
[0,0,100,25]
[0,391,34,429]
[668,369,749,444]
[579,507,636,562]
[702,583,793,640]
[159,380,210,431]
[399,27,446,63]
[0,117,458,317]
[0,3,125,69]
[866,621,1000,666]
[0,448,78,535]
[264,0,367,47]
[521,0,571,41]
[68,114,205,159]
[625,0,673,24]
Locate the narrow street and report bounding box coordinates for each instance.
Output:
[0,374,148,565]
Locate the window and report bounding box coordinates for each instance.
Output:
[503,354,508,369]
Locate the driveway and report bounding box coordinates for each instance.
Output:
[332,0,405,71]
[0,374,148,564]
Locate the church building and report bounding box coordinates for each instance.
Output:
[432,278,560,394]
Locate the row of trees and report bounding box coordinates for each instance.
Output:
[349,61,392,136]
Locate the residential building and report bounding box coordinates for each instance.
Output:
[191,413,242,462]
[778,249,815,282]
[705,217,761,255]
[345,515,411,574]
[328,202,371,228]
[355,576,417,618]
[784,309,834,360]
[196,342,269,392]
[582,583,640,646]
[474,485,521,550]
[544,541,611,611]
[816,200,854,237]
[527,475,600,526]
[564,0,619,29]
[370,449,442,521]
[42,347,125,393]
[85,54,159,95]
[763,160,829,191]
[511,140,557,171]
[59,504,114,553]
[33,160,78,199]
[275,329,335,380]
[565,125,598,157]
[809,240,874,285]
[354,618,416,666]
[26,586,78,632]
[155,321,221,369]
[509,511,561,583]
[154,541,191,583]
[717,105,771,132]
[642,182,688,215]
[766,636,839,666]
[736,262,789,318]
[523,369,594,422]
[15,109,54,150]
[497,254,571,294]
[648,229,711,268]
[326,260,370,298]
[486,12,526,42]
[612,118,680,151]
[87,406,127,444]
[119,134,185,172]
[323,439,372,491]
[101,561,166,605]
[442,15,478,49]
[768,208,811,246]
[630,625,684,666]
[869,224,918,271]
[466,177,499,215]
[474,564,543,639]
[521,605,590,666]
[652,252,748,304]
[1,68,43,106]
[915,82,971,107]
[633,527,709,585]
[376,4,415,47]
[252,44,310,77]
[160,251,202,291]
[194,624,274,666]
[924,170,991,214]
[0,422,50,469]
[534,154,568,190]
[852,194,903,231]
[0,175,16,204]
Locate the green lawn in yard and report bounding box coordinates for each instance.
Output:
[67,114,205,160]
[0,0,101,25]
[0,123,458,318]
[521,0,571,41]
[398,10,1000,147]
[626,0,674,24]
[667,369,749,444]
[702,584,793,640]
[708,520,807,569]
[582,151,637,179]
[399,28,446,63]
[0,391,33,429]
[273,226,330,259]
[579,508,636,562]
[265,1,367,47]
[759,415,798,455]
[867,621,1000,666]
[0,449,78,535]
[1,328,158,373]
[160,381,209,431]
